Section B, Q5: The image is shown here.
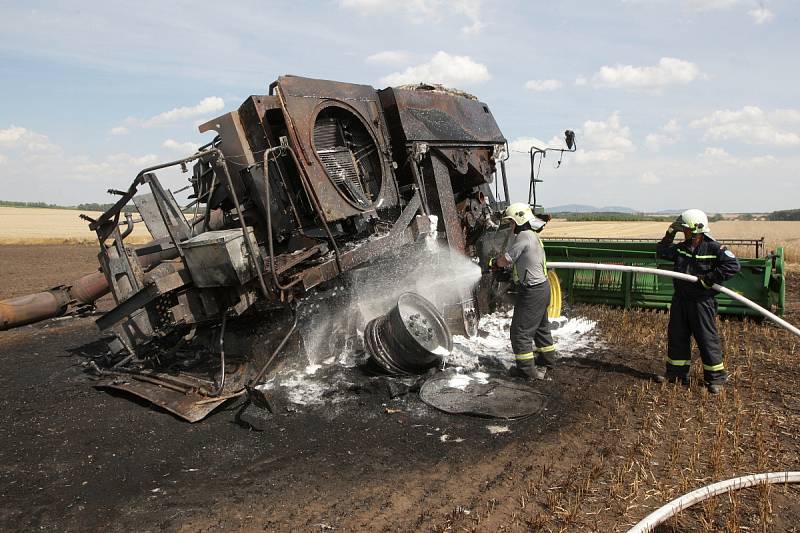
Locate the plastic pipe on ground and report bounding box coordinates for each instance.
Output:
[547,262,800,339]
[627,471,800,532]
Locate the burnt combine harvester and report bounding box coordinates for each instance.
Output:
[1,76,523,421]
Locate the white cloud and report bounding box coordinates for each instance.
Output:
[582,112,634,151]
[143,96,225,127]
[640,171,661,185]
[366,50,411,66]
[110,97,225,133]
[453,0,485,34]
[748,7,774,24]
[508,136,566,153]
[574,77,588,86]
[339,0,485,34]
[700,146,777,167]
[505,114,634,168]
[591,57,701,91]
[776,109,800,123]
[684,0,739,10]
[0,126,55,152]
[380,51,490,86]
[524,79,562,92]
[0,125,162,203]
[690,106,800,146]
[71,153,160,182]
[163,139,200,153]
[624,0,776,24]
[0,126,27,144]
[575,112,634,164]
[645,119,681,150]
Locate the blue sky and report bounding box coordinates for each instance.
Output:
[0,0,797,212]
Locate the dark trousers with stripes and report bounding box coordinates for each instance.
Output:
[510,281,556,373]
[666,295,727,384]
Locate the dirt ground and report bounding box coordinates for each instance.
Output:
[0,245,798,532]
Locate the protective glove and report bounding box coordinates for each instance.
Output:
[666,215,684,235]
[487,256,498,271]
[695,274,714,289]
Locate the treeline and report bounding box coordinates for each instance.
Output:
[551,212,728,222]
[767,209,800,221]
[1,200,137,213]
[551,212,673,222]
[0,200,65,209]
[76,202,137,213]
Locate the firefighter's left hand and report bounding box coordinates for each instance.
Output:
[696,275,713,289]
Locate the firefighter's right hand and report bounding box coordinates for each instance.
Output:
[487,256,498,271]
[667,215,683,234]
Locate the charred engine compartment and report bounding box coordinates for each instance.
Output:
[77,76,509,421]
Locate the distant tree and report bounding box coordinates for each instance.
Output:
[0,200,65,209]
[737,213,754,221]
[767,209,800,221]
[550,212,673,222]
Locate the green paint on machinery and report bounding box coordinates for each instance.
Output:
[542,238,785,317]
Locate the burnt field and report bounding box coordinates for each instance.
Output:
[0,245,798,532]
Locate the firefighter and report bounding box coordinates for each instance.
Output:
[488,203,555,380]
[656,208,740,394]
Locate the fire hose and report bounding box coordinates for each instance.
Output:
[546,262,800,338]
[627,471,800,532]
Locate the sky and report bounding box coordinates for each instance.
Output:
[0,0,797,212]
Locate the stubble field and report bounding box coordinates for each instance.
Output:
[0,210,798,531]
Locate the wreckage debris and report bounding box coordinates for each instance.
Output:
[364,292,452,376]
[420,371,547,419]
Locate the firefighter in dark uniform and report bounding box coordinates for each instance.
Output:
[656,209,740,394]
[489,203,555,380]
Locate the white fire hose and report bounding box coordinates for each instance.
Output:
[627,471,800,532]
[547,262,800,338]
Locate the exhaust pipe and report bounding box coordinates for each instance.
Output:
[0,242,180,331]
[0,270,110,331]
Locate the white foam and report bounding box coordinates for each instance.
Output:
[448,311,602,369]
[432,345,451,356]
[472,371,490,384]
[447,374,473,390]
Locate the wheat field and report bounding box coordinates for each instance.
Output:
[0,207,153,245]
[1,207,797,262]
[545,219,800,262]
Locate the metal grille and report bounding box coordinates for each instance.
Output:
[317,148,368,206]
[313,119,340,150]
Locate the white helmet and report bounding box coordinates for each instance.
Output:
[503,202,545,230]
[680,208,710,234]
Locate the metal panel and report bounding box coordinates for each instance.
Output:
[133,192,189,241]
[378,87,506,144]
[275,75,398,222]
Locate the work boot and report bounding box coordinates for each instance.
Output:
[706,372,730,395]
[653,374,689,386]
[530,365,547,380]
[510,362,546,380]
